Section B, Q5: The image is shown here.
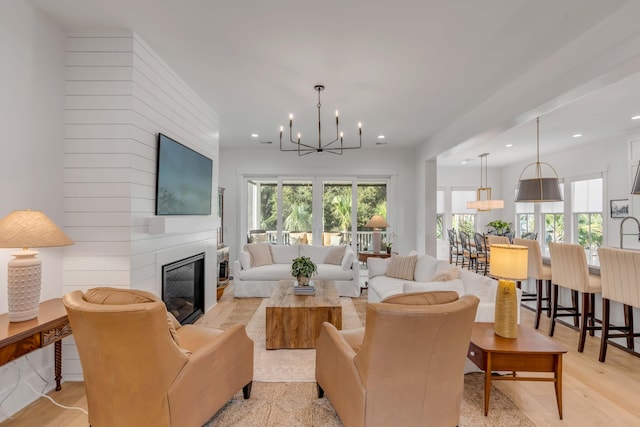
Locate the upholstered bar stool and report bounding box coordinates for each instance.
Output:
[548,242,602,352]
[597,247,640,362]
[513,238,552,329]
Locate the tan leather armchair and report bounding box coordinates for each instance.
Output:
[315,291,480,427]
[63,288,254,427]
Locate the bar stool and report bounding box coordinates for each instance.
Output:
[597,247,640,362]
[513,238,552,330]
[548,242,602,352]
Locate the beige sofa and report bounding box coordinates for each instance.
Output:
[233,243,361,297]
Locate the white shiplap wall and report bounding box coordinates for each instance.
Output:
[63,33,219,380]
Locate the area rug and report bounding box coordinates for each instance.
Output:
[200,285,534,426]
[245,298,362,382]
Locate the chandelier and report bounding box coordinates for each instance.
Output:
[515,117,563,202]
[466,153,504,211]
[280,84,362,155]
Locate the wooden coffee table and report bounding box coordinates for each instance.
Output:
[265,280,342,349]
[468,322,568,419]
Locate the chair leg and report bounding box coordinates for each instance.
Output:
[625,304,635,350]
[571,290,580,327]
[589,293,596,337]
[549,284,559,337]
[317,383,324,398]
[578,292,590,353]
[599,298,610,362]
[243,381,253,399]
[534,279,543,330]
[546,280,552,318]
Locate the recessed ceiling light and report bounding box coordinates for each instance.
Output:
[461,161,467,165]
[632,115,640,120]
[375,141,387,145]
[572,133,582,138]
[505,144,513,148]
[251,133,259,138]
[377,135,385,139]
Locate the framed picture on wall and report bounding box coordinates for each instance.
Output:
[610,199,629,218]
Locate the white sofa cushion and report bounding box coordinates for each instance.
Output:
[316,264,354,281]
[237,264,291,281]
[300,245,331,264]
[367,257,390,278]
[324,245,346,265]
[402,279,465,297]
[341,246,356,270]
[413,254,441,282]
[270,245,300,264]
[239,251,251,270]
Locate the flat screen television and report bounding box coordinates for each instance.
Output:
[156,133,213,215]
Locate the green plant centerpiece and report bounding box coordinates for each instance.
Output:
[291,256,317,286]
[487,219,512,236]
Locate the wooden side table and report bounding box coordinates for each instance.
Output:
[357,251,392,264]
[0,299,72,391]
[468,322,567,419]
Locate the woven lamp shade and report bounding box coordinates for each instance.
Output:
[489,244,528,338]
[364,215,389,229]
[0,210,74,248]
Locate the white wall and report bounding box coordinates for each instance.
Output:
[62,33,220,381]
[219,146,417,264]
[0,0,66,420]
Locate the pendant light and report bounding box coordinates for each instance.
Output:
[467,153,504,211]
[515,117,563,202]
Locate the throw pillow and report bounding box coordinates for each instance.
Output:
[429,268,459,282]
[244,242,273,267]
[341,246,355,270]
[386,255,418,281]
[324,245,347,265]
[382,291,459,305]
[402,278,466,297]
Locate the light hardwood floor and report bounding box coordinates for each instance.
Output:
[1,301,639,426]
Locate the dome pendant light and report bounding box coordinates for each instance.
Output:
[467,153,504,211]
[515,117,563,202]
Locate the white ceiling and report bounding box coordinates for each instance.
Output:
[27,0,637,165]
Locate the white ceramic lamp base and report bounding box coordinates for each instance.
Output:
[371,230,381,252]
[7,250,41,322]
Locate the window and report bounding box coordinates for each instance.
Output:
[572,178,603,260]
[246,179,277,243]
[323,181,352,246]
[516,201,535,237]
[540,186,565,256]
[436,190,444,240]
[451,190,476,236]
[282,180,313,245]
[357,181,388,250]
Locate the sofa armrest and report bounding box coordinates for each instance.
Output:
[233,259,243,277]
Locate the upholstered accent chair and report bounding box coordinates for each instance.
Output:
[513,238,552,329]
[315,291,480,427]
[548,242,602,352]
[63,288,254,427]
[596,247,640,362]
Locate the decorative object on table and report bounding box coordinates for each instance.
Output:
[486,219,512,236]
[515,117,563,202]
[293,281,316,295]
[365,215,390,253]
[0,210,74,322]
[610,199,629,218]
[291,256,317,286]
[488,243,528,338]
[386,243,392,254]
[279,84,362,155]
[466,153,504,211]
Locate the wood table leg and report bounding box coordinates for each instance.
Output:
[54,340,62,391]
[484,352,492,416]
[555,354,563,420]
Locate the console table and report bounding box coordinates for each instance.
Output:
[0,299,72,391]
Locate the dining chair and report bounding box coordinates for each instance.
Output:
[513,238,552,329]
[548,242,602,352]
[596,247,640,362]
[473,232,489,275]
[447,229,464,266]
[459,231,476,270]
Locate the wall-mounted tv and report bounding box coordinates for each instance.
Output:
[156,133,213,215]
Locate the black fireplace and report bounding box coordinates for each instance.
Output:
[162,253,205,325]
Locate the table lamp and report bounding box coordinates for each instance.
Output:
[364,215,389,253]
[0,210,74,322]
[489,243,528,338]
